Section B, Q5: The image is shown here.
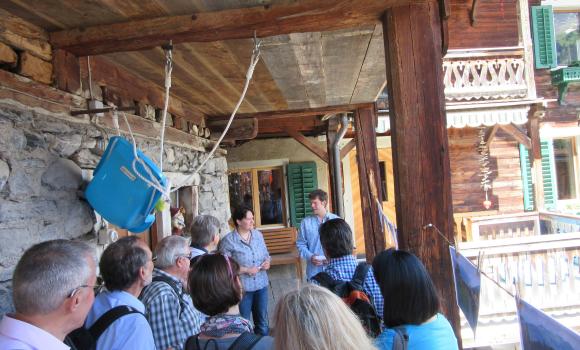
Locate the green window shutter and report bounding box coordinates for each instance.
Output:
[287,162,318,227]
[540,140,558,210]
[519,144,535,211]
[531,6,557,69]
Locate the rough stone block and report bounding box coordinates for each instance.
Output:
[19,51,52,84]
[0,159,9,192]
[41,158,83,191]
[0,42,17,67]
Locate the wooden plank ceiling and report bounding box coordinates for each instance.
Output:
[1,0,388,136]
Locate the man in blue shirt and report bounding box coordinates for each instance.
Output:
[317,218,384,319]
[296,189,339,281]
[85,236,155,350]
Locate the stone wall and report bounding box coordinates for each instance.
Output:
[0,101,230,316]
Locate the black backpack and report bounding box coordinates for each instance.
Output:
[64,305,143,350]
[312,262,382,337]
[185,331,263,350]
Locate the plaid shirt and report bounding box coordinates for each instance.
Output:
[322,255,384,319]
[219,229,270,292]
[139,269,205,350]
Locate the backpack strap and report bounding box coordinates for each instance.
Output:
[228,332,263,350]
[89,305,142,340]
[312,272,338,289]
[150,275,187,313]
[391,327,409,350]
[351,262,370,291]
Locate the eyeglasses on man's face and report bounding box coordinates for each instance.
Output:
[67,284,101,298]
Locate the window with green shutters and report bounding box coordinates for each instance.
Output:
[531,6,557,69]
[287,162,318,227]
[540,140,558,211]
[519,144,535,211]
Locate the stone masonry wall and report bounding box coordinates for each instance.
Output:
[0,101,230,316]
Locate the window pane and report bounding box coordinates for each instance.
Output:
[553,139,577,200]
[228,171,254,213]
[257,169,284,225]
[554,12,580,66]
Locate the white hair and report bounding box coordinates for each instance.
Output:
[12,239,95,314]
[154,235,189,269]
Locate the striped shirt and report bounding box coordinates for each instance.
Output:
[323,255,384,319]
[219,229,270,292]
[296,212,339,279]
[139,269,205,350]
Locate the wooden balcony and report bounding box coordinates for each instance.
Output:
[443,48,529,102]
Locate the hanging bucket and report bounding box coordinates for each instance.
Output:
[85,136,167,232]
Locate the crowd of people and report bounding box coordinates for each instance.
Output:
[0,189,459,350]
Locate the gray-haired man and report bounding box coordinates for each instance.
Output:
[140,235,205,350]
[0,240,97,350]
[189,214,221,264]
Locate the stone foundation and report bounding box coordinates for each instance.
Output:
[0,102,230,316]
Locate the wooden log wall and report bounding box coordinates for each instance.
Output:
[448,0,519,49]
[448,127,525,214]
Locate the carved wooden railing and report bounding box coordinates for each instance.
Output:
[443,48,529,102]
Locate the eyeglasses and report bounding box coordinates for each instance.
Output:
[175,249,196,262]
[67,284,101,298]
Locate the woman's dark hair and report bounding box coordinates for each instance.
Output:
[100,236,149,291]
[232,206,254,228]
[372,248,440,327]
[319,218,354,258]
[188,253,242,316]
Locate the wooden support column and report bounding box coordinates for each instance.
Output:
[354,105,385,261]
[527,106,545,209]
[383,1,461,338]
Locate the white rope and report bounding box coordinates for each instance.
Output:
[87,56,94,100]
[170,38,262,193]
[159,43,173,171]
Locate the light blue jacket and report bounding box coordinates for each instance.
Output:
[295,212,339,280]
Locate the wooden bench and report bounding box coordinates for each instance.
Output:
[262,227,303,284]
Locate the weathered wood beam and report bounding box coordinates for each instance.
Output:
[284,127,329,163]
[211,103,373,122]
[498,123,531,149]
[484,124,500,148]
[354,105,385,261]
[207,118,258,141]
[0,8,52,61]
[52,53,205,125]
[50,0,415,56]
[383,2,461,340]
[340,138,357,160]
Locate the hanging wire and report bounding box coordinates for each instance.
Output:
[159,41,173,171]
[170,32,262,193]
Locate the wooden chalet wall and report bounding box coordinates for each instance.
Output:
[448,0,519,49]
[449,128,525,214]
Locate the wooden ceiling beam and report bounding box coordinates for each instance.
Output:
[211,103,373,122]
[207,118,258,141]
[49,0,413,56]
[284,127,328,163]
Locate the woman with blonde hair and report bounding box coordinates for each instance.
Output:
[273,284,377,350]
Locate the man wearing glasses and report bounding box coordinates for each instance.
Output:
[85,236,155,350]
[0,239,97,350]
[140,235,205,350]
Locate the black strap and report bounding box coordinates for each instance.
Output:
[150,275,186,313]
[89,305,142,340]
[351,262,370,291]
[228,332,263,350]
[185,333,262,350]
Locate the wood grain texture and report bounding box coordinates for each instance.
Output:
[354,105,385,261]
[383,2,460,337]
[48,0,413,56]
[285,127,329,163]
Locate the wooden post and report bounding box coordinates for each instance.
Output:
[382,1,461,339]
[179,185,199,230]
[326,116,339,212]
[354,105,385,262]
[154,205,172,243]
[527,106,545,210]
